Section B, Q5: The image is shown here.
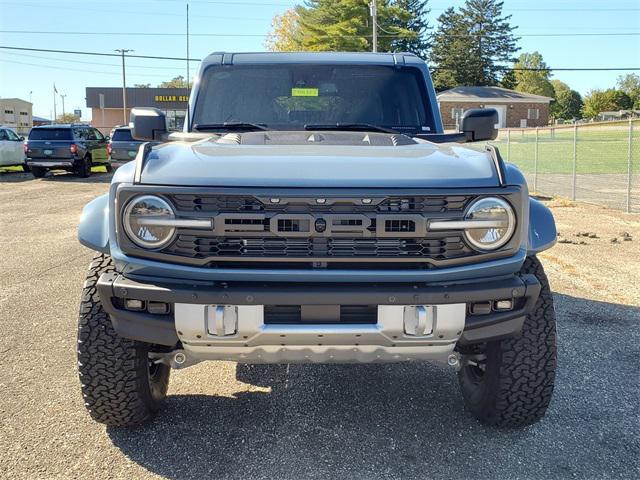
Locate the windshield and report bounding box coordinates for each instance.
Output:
[112,129,133,141]
[192,64,434,134]
[28,128,72,140]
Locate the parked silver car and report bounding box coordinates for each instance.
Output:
[0,126,28,171]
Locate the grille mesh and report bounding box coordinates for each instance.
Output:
[152,194,481,266]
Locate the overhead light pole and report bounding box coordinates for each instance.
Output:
[369,0,378,52]
[115,48,134,124]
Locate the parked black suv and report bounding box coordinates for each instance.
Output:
[107,126,144,167]
[25,124,111,178]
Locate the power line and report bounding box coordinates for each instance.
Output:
[2,29,639,38]
[0,1,273,21]
[0,45,202,62]
[0,45,637,72]
[0,58,170,77]
[0,50,184,70]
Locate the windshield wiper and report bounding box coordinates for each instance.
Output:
[193,122,269,131]
[304,123,401,135]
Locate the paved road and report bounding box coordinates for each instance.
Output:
[0,170,639,479]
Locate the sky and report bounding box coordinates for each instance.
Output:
[0,0,639,120]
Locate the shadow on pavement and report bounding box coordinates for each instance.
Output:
[107,293,640,480]
[42,169,113,183]
[0,168,113,183]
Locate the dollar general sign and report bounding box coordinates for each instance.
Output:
[154,95,189,102]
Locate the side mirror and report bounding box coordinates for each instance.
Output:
[104,135,110,141]
[19,136,25,141]
[460,108,499,142]
[130,107,167,141]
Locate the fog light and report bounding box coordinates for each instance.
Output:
[125,299,144,311]
[495,299,514,311]
[469,302,492,315]
[147,301,170,315]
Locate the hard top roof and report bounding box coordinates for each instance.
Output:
[200,51,425,69]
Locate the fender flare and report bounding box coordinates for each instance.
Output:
[527,198,557,255]
[78,194,110,254]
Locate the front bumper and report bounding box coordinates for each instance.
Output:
[97,272,540,364]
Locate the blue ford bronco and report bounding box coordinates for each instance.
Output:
[77,52,557,428]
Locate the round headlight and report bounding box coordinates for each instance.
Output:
[123,195,176,249]
[463,197,515,251]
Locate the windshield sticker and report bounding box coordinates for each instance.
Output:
[291,88,319,97]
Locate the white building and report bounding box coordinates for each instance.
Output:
[0,98,33,135]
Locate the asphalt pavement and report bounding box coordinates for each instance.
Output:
[0,170,638,480]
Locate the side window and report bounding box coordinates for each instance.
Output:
[93,129,104,141]
[6,130,20,141]
[0,129,7,141]
[86,129,98,140]
[73,128,87,140]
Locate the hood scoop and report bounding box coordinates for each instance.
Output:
[215,130,416,147]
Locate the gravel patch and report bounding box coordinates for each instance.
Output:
[1,171,638,479]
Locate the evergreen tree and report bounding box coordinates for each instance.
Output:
[429,7,469,90]
[430,0,519,89]
[389,0,431,58]
[266,0,417,53]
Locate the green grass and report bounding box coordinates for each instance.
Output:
[492,122,640,174]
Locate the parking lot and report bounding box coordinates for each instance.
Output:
[1,170,639,480]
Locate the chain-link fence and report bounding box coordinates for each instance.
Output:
[491,119,640,213]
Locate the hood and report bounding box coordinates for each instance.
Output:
[139,131,500,188]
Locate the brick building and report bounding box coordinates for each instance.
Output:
[86,87,190,134]
[436,86,553,130]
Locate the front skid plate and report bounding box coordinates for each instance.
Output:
[174,303,466,364]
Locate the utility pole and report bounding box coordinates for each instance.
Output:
[186,3,190,87]
[115,49,134,124]
[186,2,190,129]
[60,94,67,118]
[369,0,378,52]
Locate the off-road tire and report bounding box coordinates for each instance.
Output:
[77,253,171,426]
[76,156,91,178]
[31,166,46,178]
[458,256,556,427]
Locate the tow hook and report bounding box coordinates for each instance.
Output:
[447,352,461,370]
[149,349,196,369]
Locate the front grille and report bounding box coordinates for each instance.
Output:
[118,191,507,269]
[169,194,470,214]
[165,235,470,260]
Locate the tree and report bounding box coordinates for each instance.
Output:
[430,7,471,90]
[389,0,431,58]
[616,73,640,108]
[581,89,630,119]
[430,0,519,89]
[550,80,582,120]
[265,9,301,52]
[158,76,189,88]
[134,83,151,88]
[513,51,554,98]
[606,89,632,110]
[57,113,79,123]
[265,0,419,54]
